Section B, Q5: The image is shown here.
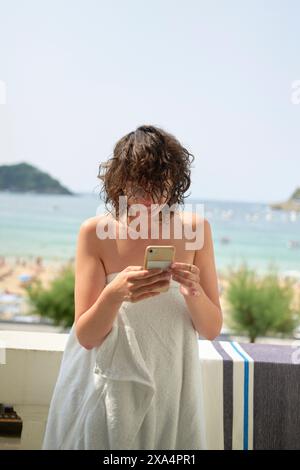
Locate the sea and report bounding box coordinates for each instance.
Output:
[1,191,300,277]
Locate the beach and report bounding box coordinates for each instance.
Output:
[0,256,72,295]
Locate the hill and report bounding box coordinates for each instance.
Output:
[270,187,300,212]
[0,162,74,195]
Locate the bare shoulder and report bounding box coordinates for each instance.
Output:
[179,211,208,231]
[79,213,113,235]
[77,214,111,255]
[179,211,211,256]
[190,213,214,267]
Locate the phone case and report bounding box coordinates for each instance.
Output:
[143,245,175,293]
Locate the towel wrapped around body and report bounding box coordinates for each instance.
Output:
[42,273,207,450]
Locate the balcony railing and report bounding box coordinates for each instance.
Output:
[0,329,300,450]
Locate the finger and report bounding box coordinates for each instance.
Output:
[172,269,191,277]
[141,272,171,287]
[171,262,192,271]
[171,263,200,276]
[128,268,163,282]
[172,270,199,282]
[130,291,161,302]
[125,265,147,272]
[143,268,165,278]
[172,273,197,288]
[134,278,171,295]
[129,271,170,291]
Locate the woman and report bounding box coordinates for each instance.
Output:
[42,124,223,450]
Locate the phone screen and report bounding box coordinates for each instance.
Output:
[146,260,172,270]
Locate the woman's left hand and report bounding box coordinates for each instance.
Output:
[168,262,202,297]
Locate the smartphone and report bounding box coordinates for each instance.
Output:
[143,245,176,293]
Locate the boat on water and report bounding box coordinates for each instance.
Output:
[221,209,233,220]
[287,240,300,249]
[220,236,231,244]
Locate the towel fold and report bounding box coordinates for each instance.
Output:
[93,310,157,449]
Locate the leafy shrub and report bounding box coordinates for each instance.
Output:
[225,263,300,342]
[25,264,75,328]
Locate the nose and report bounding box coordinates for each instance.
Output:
[141,197,152,205]
[138,190,152,204]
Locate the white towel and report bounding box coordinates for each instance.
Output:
[42,274,207,450]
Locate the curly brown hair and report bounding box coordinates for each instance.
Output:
[97,124,195,219]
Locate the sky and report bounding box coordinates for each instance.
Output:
[0,0,299,203]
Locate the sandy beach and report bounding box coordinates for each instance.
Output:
[0,256,74,296]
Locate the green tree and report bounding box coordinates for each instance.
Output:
[25,264,75,328]
[225,263,300,343]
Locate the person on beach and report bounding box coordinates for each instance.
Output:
[42,124,223,450]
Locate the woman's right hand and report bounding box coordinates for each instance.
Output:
[107,266,171,303]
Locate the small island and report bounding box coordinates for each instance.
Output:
[270,187,300,212]
[0,162,74,195]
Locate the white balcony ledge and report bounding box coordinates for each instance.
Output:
[1,329,300,450]
[0,330,68,450]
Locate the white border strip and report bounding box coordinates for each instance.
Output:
[198,340,224,449]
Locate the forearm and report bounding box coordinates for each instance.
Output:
[184,285,223,340]
[75,284,123,350]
